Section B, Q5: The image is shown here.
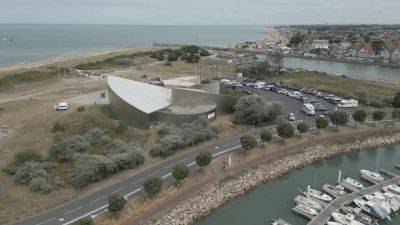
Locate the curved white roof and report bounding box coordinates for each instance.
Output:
[108,76,171,114]
[163,76,200,88]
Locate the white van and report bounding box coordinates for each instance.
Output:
[338,99,358,108]
[303,103,315,116]
[55,102,68,111]
[292,91,303,99]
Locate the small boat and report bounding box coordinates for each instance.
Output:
[360,170,384,183]
[343,177,364,189]
[294,195,323,211]
[331,212,364,225]
[365,201,391,221]
[295,203,318,216]
[323,184,347,196]
[326,222,342,225]
[387,184,400,195]
[270,219,291,225]
[364,194,392,214]
[304,186,333,202]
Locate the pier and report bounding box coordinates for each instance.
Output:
[307,175,400,225]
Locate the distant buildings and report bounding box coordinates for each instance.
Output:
[311,40,329,49]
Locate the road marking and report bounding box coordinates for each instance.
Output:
[89,196,105,204]
[65,206,82,215]
[90,209,108,218]
[162,173,172,179]
[111,186,126,194]
[36,217,56,225]
[58,218,65,221]
[148,171,159,177]
[131,178,144,185]
[62,205,108,225]
[212,145,241,157]
[187,162,196,167]
[124,188,142,199]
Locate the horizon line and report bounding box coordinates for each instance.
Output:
[1,23,400,26]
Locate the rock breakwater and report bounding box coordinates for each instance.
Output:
[145,133,400,225]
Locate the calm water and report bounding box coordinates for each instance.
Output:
[0,24,265,66]
[196,145,400,225]
[284,57,400,83]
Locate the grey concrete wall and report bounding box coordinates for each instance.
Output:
[157,108,216,125]
[171,89,238,115]
[200,81,220,94]
[108,87,151,129]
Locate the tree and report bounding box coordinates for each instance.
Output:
[172,164,190,182]
[233,96,282,125]
[372,111,385,127]
[296,122,309,135]
[276,122,295,142]
[352,109,367,126]
[143,177,163,197]
[260,130,272,146]
[393,92,400,108]
[392,109,400,122]
[330,111,349,130]
[240,135,257,152]
[195,151,213,168]
[108,193,127,217]
[72,217,93,225]
[315,117,329,132]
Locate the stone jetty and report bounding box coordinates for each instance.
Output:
[144,133,400,225]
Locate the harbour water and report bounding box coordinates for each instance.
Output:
[196,145,400,225]
[284,57,400,83]
[0,24,264,66]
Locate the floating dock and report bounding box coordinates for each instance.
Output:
[307,173,400,225]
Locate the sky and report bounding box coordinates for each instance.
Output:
[1,0,400,25]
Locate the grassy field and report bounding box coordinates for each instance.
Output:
[0,70,58,90]
[272,71,399,100]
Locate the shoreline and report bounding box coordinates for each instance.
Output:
[143,129,400,225]
[0,46,156,75]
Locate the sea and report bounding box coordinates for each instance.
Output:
[0,24,265,66]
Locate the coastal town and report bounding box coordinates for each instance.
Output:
[233,25,400,66]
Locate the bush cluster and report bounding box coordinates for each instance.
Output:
[51,135,90,162]
[233,96,282,125]
[149,46,206,64]
[349,90,388,108]
[70,138,144,188]
[15,161,58,194]
[150,118,216,157]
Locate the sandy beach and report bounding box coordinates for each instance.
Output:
[0,46,158,75]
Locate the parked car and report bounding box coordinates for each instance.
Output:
[288,113,296,121]
[313,102,326,111]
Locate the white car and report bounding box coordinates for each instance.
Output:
[288,113,295,121]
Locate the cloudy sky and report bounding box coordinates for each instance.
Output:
[1,0,400,25]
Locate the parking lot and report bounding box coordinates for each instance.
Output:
[251,88,337,127]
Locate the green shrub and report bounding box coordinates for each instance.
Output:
[240,135,257,151]
[72,217,93,225]
[195,151,213,168]
[51,135,90,162]
[233,96,282,125]
[28,177,55,194]
[260,130,272,143]
[83,128,105,145]
[143,177,163,197]
[108,193,127,217]
[14,162,55,185]
[172,164,190,181]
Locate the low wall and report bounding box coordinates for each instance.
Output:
[145,132,400,225]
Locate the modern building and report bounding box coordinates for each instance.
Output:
[107,75,238,129]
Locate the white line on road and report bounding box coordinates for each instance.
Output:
[89,196,105,204]
[90,209,108,218]
[187,162,196,167]
[111,186,126,194]
[131,178,144,185]
[62,205,108,225]
[212,145,241,157]
[124,188,142,199]
[65,206,82,215]
[36,217,56,225]
[162,173,172,179]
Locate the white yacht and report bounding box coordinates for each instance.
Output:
[374,191,399,212]
[294,195,323,211]
[342,177,364,189]
[295,204,318,216]
[327,222,342,225]
[364,194,391,214]
[360,169,384,183]
[331,212,364,225]
[323,184,347,196]
[387,184,400,195]
[383,192,400,210]
[304,186,333,202]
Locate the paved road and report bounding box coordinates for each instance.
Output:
[12,129,263,225]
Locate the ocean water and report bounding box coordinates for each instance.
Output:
[0,24,265,66]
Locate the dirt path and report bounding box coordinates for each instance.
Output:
[126,127,390,225]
